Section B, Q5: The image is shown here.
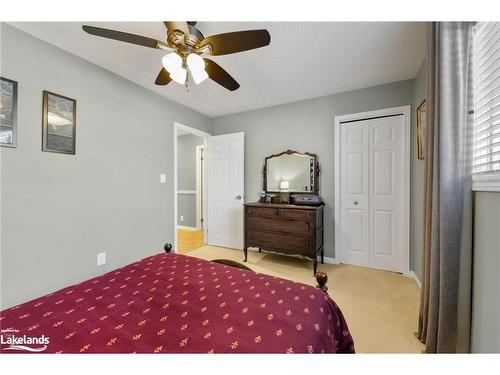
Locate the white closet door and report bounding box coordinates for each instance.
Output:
[339,115,405,273]
[340,122,370,267]
[206,132,245,249]
[369,116,404,272]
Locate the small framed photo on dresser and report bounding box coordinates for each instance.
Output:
[42,90,76,155]
[0,77,18,148]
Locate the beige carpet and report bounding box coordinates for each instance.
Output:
[187,245,425,353]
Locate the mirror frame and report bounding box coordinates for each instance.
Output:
[262,149,320,194]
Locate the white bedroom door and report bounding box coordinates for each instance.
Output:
[206,132,245,249]
[339,114,406,273]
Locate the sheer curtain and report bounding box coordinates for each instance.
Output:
[417,22,474,353]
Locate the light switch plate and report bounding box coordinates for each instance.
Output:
[180,215,184,222]
[97,252,106,266]
[160,173,166,184]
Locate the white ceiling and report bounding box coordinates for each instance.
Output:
[9,22,427,118]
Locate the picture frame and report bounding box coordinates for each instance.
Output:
[416,99,427,160]
[42,90,76,155]
[0,76,18,148]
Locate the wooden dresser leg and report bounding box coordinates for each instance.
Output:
[313,256,318,276]
[258,248,261,253]
[244,247,248,262]
[321,248,324,264]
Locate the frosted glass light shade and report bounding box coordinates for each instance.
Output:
[170,68,187,84]
[162,53,186,84]
[187,53,204,70]
[187,53,208,85]
[191,69,209,85]
[162,53,182,73]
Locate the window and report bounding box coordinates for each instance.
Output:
[473,22,500,191]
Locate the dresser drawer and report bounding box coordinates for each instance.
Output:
[246,206,313,220]
[247,215,313,235]
[246,230,315,255]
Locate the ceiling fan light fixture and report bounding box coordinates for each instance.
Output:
[162,53,182,73]
[190,68,209,85]
[162,53,187,84]
[170,67,187,85]
[187,53,208,85]
[186,53,204,70]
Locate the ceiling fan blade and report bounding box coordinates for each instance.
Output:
[204,58,240,91]
[164,21,190,37]
[82,25,164,49]
[155,68,172,86]
[197,29,271,56]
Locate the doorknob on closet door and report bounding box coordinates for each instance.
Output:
[353,201,359,205]
[236,195,242,200]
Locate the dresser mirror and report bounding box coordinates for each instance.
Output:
[263,150,319,194]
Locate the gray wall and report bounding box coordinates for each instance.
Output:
[177,134,203,227]
[0,24,212,309]
[177,194,197,228]
[471,192,500,353]
[410,61,427,280]
[212,79,416,261]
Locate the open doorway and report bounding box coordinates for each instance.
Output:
[174,122,210,254]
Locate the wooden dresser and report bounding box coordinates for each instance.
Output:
[244,202,324,275]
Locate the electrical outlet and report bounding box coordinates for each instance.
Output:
[97,252,106,266]
[180,215,184,222]
[160,173,166,184]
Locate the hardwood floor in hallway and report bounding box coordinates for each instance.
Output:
[177,228,206,254]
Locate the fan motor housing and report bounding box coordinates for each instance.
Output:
[167,24,205,57]
[186,24,204,47]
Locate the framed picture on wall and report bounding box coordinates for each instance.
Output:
[42,90,76,154]
[416,99,427,160]
[0,77,18,148]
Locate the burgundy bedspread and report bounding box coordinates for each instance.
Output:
[0,252,354,353]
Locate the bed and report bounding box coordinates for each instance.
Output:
[0,248,354,354]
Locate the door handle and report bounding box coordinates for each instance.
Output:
[354,201,359,205]
[236,195,242,200]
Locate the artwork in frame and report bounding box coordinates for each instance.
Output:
[42,90,76,154]
[416,99,427,160]
[0,77,18,148]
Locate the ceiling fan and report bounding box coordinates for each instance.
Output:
[82,22,271,91]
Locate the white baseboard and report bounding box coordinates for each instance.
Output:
[177,225,197,231]
[409,271,422,290]
[323,256,340,265]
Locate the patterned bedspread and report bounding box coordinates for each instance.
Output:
[0,252,354,353]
